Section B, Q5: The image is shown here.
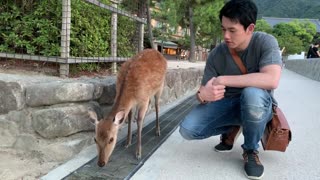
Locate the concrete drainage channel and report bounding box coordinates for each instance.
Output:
[61,96,197,180]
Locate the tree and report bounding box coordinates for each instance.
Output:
[193,0,224,51]
[255,0,320,19]
[272,20,317,55]
[276,35,303,55]
[255,19,272,34]
[152,0,224,61]
[146,0,155,49]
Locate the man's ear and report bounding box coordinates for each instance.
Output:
[114,110,125,125]
[247,23,255,33]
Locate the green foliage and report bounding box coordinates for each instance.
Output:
[276,35,303,55]
[151,1,178,42]
[152,0,224,49]
[303,5,320,19]
[117,16,137,57]
[254,0,320,54]
[254,0,320,19]
[255,19,272,34]
[0,0,137,57]
[271,21,317,55]
[0,1,61,55]
[70,0,111,57]
[69,0,136,57]
[193,1,224,47]
[77,63,101,72]
[151,0,318,56]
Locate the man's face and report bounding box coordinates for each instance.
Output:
[221,16,254,51]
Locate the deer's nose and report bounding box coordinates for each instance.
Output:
[97,161,105,167]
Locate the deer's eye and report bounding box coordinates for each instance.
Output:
[109,137,114,144]
[94,137,97,143]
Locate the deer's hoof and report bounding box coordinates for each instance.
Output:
[136,153,141,160]
[125,143,131,148]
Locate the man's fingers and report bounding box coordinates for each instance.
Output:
[213,85,226,90]
[214,94,224,101]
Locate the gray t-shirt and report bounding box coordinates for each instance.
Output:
[202,31,282,98]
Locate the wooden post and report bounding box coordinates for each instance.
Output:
[111,0,118,74]
[60,0,71,78]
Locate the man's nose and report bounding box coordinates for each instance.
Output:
[224,31,230,40]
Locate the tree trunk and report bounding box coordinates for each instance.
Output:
[136,0,147,51]
[146,0,155,49]
[188,6,196,62]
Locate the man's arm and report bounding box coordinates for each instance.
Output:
[316,49,320,57]
[198,64,281,102]
[215,64,282,90]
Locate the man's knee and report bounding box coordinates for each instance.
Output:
[241,87,271,107]
[179,126,194,140]
[240,87,272,122]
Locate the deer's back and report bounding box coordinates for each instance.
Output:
[117,49,167,101]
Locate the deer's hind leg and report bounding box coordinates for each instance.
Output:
[135,99,150,160]
[154,91,162,136]
[154,83,164,136]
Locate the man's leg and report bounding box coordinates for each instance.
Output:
[240,87,273,180]
[179,97,241,140]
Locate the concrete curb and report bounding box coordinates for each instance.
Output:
[41,145,97,180]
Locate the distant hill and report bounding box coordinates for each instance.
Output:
[254,0,320,19]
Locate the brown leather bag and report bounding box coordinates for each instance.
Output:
[261,106,292,152]
[230,49,292,152]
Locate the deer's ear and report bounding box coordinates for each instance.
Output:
[114,110,125,125]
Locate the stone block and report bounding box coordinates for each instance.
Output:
[31,103,97,138]
[26,82,95,107]
[0,81,25,114]
[0,116,19,148]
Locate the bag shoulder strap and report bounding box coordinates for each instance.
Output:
[229,49,247,74]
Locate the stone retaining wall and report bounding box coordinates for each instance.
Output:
[285,58,320,81]
[0,67,203,164]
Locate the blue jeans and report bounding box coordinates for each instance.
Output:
[179,87,273,150]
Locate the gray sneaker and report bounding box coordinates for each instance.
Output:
[243,150,264,180]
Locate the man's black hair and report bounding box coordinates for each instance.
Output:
[219,0,258,30]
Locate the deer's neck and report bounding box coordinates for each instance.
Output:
[110,96,134,120]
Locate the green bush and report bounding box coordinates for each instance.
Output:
[0,0,138,58]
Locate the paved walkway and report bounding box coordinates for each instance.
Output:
[131,69,320,180]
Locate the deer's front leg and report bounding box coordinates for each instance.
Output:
[135,101,149,159]
[125,110,133,148]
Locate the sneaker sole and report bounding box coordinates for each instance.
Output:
[244,171,264,180]
[213,127,243,153]
[214,148,233,152]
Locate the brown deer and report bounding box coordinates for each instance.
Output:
[90,49,167,167]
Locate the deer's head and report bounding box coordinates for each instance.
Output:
[89,110,125,167]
